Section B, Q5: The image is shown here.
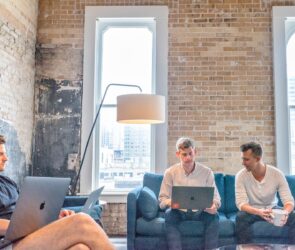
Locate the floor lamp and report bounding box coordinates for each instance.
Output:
[70,83,165,195]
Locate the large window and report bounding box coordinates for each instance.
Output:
[96,19,155,191]
[287,24,295,173]
[82,6,168,200]
[273,7,295,173]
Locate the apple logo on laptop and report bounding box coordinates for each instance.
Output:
[39,201,46,210]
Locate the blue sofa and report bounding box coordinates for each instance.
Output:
[127,172,295,250]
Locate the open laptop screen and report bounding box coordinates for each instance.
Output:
[171,186,214,210]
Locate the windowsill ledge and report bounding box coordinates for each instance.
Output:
[101,192,128,203]
[77,191,128,203]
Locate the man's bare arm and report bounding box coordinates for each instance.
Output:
[0,219,10,235]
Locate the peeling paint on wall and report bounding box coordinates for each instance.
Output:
[37,78,81,115]
[33,116,80,178]
[33,77,81,179]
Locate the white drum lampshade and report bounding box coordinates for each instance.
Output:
[117,94,165,124]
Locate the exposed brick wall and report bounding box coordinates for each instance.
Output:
[0,0,38,184]
[102,203,127,235]
[36,0,295,235]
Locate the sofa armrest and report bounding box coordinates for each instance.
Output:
[63,195,88,207]
[127,186,142,250]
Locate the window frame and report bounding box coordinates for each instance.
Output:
[81,6,168,202]
[272,6,295,174]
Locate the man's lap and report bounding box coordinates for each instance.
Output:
[165,208,217,224]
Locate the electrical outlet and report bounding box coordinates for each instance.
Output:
[67,153,78,170]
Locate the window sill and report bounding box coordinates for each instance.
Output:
[100,192,128,203]
[77,191,128,203]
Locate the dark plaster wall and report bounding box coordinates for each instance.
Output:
[33,78,81,180]
[37,78,81,115]
[0,120,27,186]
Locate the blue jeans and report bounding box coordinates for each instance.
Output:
[236,210,295,244]
[164,208,219,250]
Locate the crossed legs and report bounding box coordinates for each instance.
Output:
[12,213,115,250]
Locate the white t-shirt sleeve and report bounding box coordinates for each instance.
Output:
[235,171,249,210]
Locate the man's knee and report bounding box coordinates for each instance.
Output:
[236,211,252,226]
[236,211,248,221]
[69,213,97,228]
[165,209,181,224]
[202,212,219,225]
[70,243,90,250]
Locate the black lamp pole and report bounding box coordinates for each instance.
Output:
[70,83,142,195]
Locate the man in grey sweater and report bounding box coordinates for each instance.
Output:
[235,141,295,244]
[159,137,221,250]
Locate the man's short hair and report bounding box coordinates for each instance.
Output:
[240,142,263,157]
[0,135,6,145]
[176,137,195,151]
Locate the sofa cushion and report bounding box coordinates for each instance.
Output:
[286,175,295,199]
[214,173,225,213]
[143,173,163,197]
[219,212,235,237]
[278,175,295,207]
[136,217,165,236]
[138,186,159,220]
[224,175,238,213]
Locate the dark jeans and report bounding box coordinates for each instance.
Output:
[164,208,219,250]
[236,210,295,244]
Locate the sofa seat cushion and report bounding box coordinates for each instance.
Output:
[219,213,235,237]
[251,221,289,238]
[226,212,237,221]
[136,217,165,236]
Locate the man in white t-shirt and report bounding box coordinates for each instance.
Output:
[235,141,295,244]
[159,137,221,250]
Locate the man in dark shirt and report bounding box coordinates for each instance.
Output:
[0,135,114,250]
[0,175,18,219]
[0,134,18,219]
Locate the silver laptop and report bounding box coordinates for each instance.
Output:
[81,186,104,214]
[171,186,214,210]
[0,176,70,248]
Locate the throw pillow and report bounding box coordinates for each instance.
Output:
[138,186,158,220]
